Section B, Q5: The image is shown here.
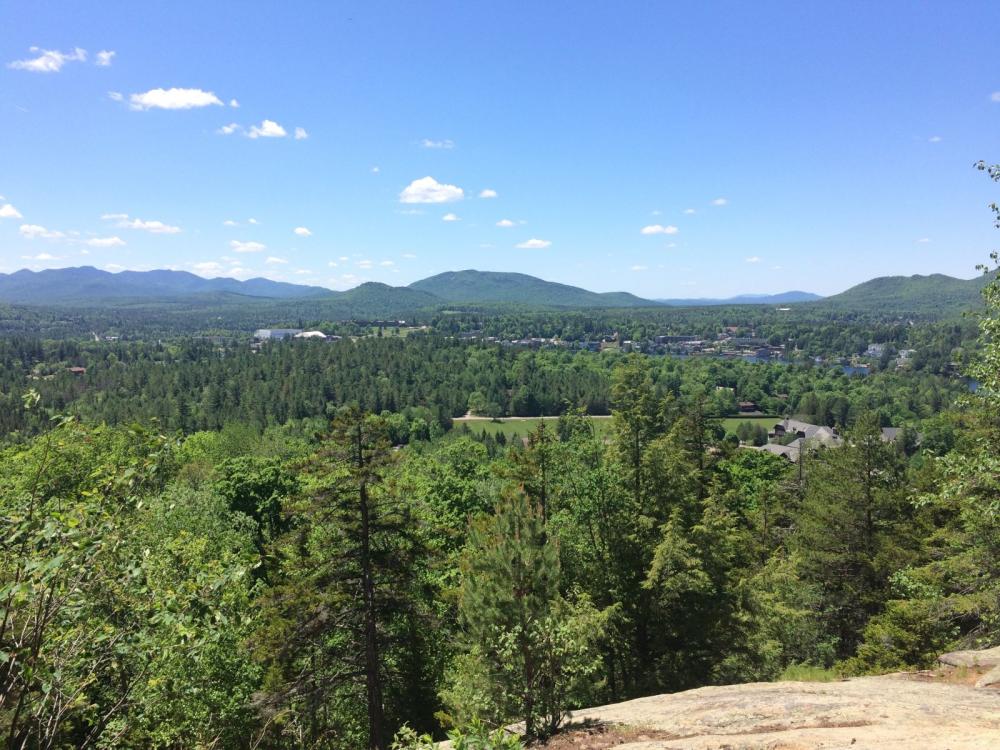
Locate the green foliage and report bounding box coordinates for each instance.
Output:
[444,495,605,739]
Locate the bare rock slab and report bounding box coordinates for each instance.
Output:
[566,674,1000,749]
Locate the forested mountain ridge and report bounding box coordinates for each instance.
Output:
[409,270,657,307]
[1,266,993,321]
[819,271,993,314]
[0,266,331,303]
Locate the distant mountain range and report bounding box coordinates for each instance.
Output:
[0,266,328,303]
[656,291,822,306]
[0,266,992,317]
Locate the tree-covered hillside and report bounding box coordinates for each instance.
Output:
[409,269,656,307]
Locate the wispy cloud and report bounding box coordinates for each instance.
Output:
[683,208,696,215]
[928,135,942,143]
[294,127,308,140]
[640,224,679,235]
[399,176,464,203]
[420,138,454,149]
[917,237,932,243]
[479,188,498,198]
[991,91,1000,103]
[20,224,66,240]
[516,238,551,249]
[230,240,266,253]
[442,212,460,222]
[630,265,648,271]
[128,88,224,110]
[266,256,288,264]
[94,50,116,67]
[293,226,312,237]
[22,252,61,260]
[86,236,125,247]
[496,219,515,227]
[8,46,87,73]
[745,256,761,263]
[711,197,728,206]
[102,213,181,234]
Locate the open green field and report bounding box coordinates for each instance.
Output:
[719,415,778,434]
[453,415,614,440]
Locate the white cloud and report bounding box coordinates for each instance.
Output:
[327,261,338,267]
[917,237,932,243]
[230,240,266,253]
[22,252,59,261]
[193,261,222,273]
[496,219,515,227]
[684,208,696,215]
[442,212,460,222]
[371,166,380,174]
[991,92,1000,103]
[102,214,181,234]
[0,204,23,219]
[928,135,942,143]
[8,46,87,73]
[479,188,498,198]
[402,253,417,259]
[293,226,312,237]
[293,269,313,275]
[248,218,259,225]
[104,263,125,271]
[129,88,224,110]
[711,197,729,206]
[294,127,308,140]
[651,209,662,216]
[516,238,551,249]
[246,119,287,138]
[20,224,65,240]
[95,50,115,67]
[108,91,124,102]
[266,256,288,264]
[420,138,454,149]
[217,123,241,135]
[640,224,679,235]
[86,236,125,247]
[630,265,648,271]
[223,219,239,227]
[229,98,239,108]
[399,176,464,204]
[358,259,374,269]
[379,260,395,267]
[745,256,761,263]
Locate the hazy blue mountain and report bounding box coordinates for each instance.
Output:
[656,291,823,306]
[0,266,329,304]
[409,269,656,307]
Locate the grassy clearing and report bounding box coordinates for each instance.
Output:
[777,664,840,682]
[453,415,614,440]
[719,415,778,434]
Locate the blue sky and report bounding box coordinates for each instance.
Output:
[2,1,999,297]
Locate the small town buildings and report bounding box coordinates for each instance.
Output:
[254,328,304,340]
